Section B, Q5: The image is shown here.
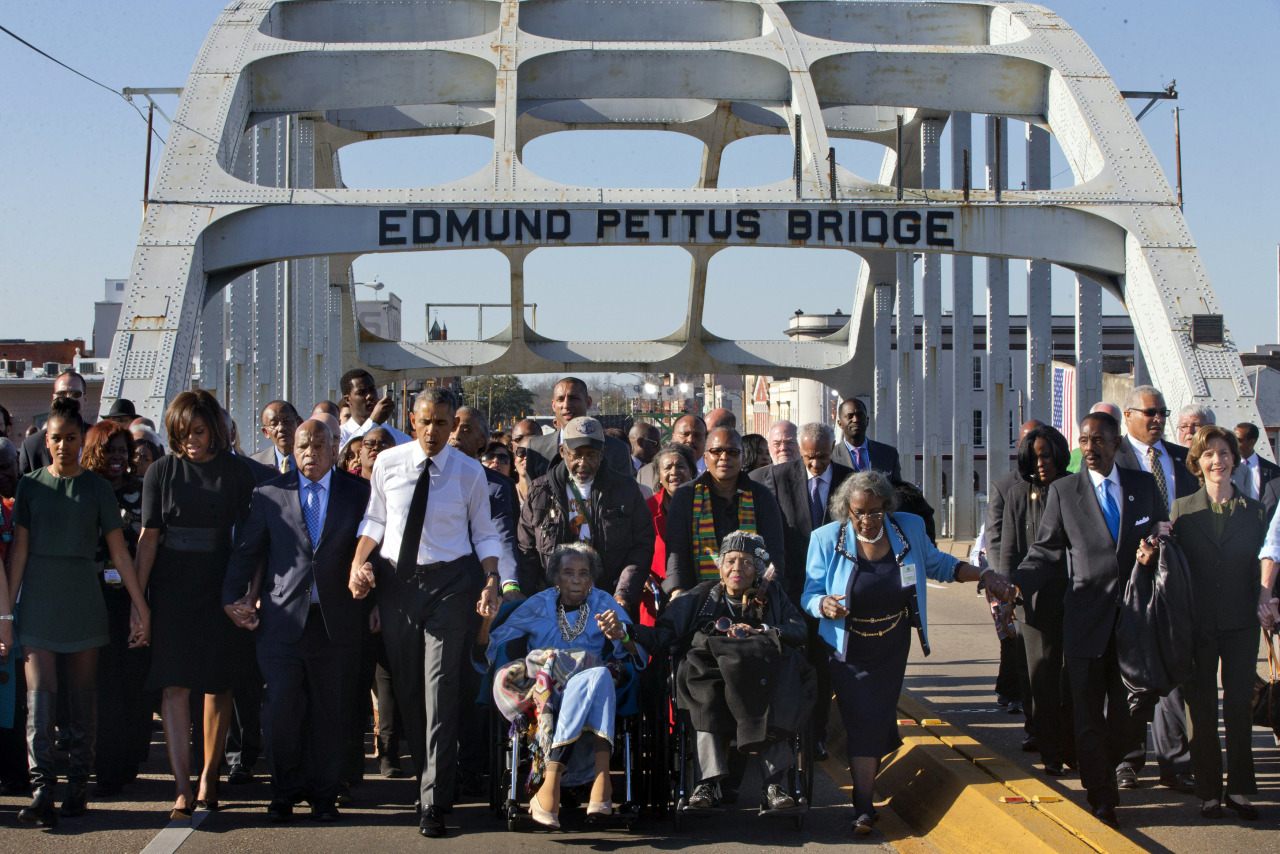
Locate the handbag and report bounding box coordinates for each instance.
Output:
[1253,630,1280,743]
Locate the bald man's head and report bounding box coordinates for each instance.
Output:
[1019,419,1046,443]
[294,418,335,480]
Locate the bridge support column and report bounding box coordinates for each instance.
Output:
[1026,124,1052,416]
[985,116,1011,496]
[1075,274,1103,416]
[951,112,976,538]
[896,252,916,485]
[874,271,896,447]
[921,118,943,505]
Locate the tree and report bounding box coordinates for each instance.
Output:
[461,374,536,427]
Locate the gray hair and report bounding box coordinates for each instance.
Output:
[1123,384,1164,412]
[1176,403,1214,425]
[831,470,899,522]
[545,542,602,587]
[798,422,834,446]
[415,387,458,413]
[654,441,698,473]
[456,406,491,440]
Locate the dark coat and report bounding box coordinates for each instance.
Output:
[18,429,51,474]
[831,437,902,482]
[525,429,633,481]
[645,580,813,748]
[1012,467,1166,659]
[484,467,520,586]
[516,460,654,601]
[987,472,1068,628]
[223,470,371,646]
[1170,488,1269,633]
[749,459,853,606]
[661,472,787,595]
[1234,455,1280,503]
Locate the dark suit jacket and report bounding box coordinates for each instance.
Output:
[1012,467,1165,659]
[987,472,1067,627]
[1115,437,1197,507]
[483,467,520,586]
[223,470,371,646]
[831,437,902,482]
[1170,488,1269,633]
[250,445,294,472]
[242,451,281,485]
[525,429,633,481]
[662,472,787,594]
[19,429,51,474]
[749,459,853,605]
[1262,478,1280,523]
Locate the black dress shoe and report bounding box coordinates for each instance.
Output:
[813,741,830,762]
[419,805,447,838]
[762,783,795,811]
[379,755,403,779]
[267,799,294,822]
[227,764,253,786]
[311,800,340,822]
[1092,805,1119,828]
[335,782,353,806]
[1043,763,1066,777]
[1007,700,1024,715]
[1021,736,1039,753]
[852,811,879,835]
[1158,773,1196,794]
[1224,796,1259,821]
[1116,767,1139,789]
[1200,801,1224,819]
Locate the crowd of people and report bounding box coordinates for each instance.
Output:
[0,370,1275,838]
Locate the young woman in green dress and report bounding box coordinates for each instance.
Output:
[0,397,150,827]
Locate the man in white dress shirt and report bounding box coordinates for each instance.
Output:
[348,388,501,838]
[338,369,411,447]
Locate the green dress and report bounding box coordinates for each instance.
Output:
[13,467,122,652]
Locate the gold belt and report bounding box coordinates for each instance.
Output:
[847,608,907,637]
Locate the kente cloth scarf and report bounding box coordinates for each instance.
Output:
[492,647,617,792]
[692,482,757,582]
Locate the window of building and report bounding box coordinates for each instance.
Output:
[973,409,984,448]
[972,355,984,390]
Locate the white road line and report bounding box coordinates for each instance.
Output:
[138,807,210,854]
[926,583,947,589]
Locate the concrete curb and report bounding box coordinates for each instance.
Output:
[873,694,1147,854]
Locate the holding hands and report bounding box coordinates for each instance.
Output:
[349,561,377,600]
[596,608,626,642]
[128,603,152,648]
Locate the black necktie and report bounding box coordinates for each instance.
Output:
[397,458,432,570]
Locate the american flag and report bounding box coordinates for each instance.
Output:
[1052,364,1077,447]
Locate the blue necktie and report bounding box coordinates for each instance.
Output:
[1099,480,1121,543]
[809,476,824,529]
[303,481,323,550]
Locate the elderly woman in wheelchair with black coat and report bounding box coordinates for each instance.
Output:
[477,542,643,830]
[640,530,815,813]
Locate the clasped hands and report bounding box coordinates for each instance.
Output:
[224,595,259,631]
[127,604,151,648]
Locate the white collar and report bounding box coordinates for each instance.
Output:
[807,464,833,485]
[409,439,451,469]
[1126,433,1165,456]
[299,468,332,493]
[1086,464,1121,491]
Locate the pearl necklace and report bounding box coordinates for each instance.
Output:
[556,600,590,643]
[855,526,885,544]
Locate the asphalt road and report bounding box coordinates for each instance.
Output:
[906,568,1280,854]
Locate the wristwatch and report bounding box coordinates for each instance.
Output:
[0,614,13,621]
[484,571,501,583]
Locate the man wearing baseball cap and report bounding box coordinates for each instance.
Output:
[517,417,654,611]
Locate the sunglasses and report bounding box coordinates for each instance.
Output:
[513,447,528,458]
[1127,407,1169,419]
[706,447,742,458]
[481,454,512,465]
[714,617,754,639]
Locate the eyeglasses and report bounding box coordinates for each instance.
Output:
[852,510,885,523]
[1127,407,1169,419]
[54,389,84,400]
[706,447,742,458]
[481,454,512,465]
[713,617,754,639]
[513,447,528,458]
[361,440,389,450]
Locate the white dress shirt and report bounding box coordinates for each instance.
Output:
[341,417,412,448]
[806,463,833,515]
[1239,453,1261,500]
[1125,435,1176,511]
[357,441,501,566]
[299,469,332,601]
[1086,464,1123,521]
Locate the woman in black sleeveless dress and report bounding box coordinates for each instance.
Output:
[135,391,255,820]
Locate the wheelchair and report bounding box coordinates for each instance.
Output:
[664,650,814,831]
[479,603,669,832]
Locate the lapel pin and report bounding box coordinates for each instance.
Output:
[1127,495,1134,501]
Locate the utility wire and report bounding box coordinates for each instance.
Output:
[0,22,165,143]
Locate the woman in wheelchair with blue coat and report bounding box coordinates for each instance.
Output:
[477,542,644,830]
[641,530,815,819]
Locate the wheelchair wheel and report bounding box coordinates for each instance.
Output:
[672,798,686,831]
[506,801,520,832]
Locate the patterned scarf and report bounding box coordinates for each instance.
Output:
[692,482,757,582]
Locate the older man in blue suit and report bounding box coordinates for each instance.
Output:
[223,419,371,822]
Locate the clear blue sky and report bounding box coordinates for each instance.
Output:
[2,1,1277,351]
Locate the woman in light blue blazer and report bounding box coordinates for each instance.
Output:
[803,470,1011,835]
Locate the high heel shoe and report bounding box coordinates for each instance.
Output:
[194,799,221,811]
[587,800,614,816]
[170,806,193,822]
[528,794,560,829]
